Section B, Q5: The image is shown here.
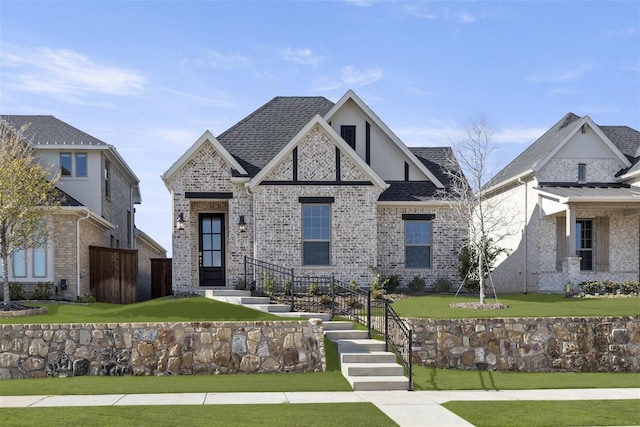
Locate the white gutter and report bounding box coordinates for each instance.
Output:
[77,211,91,297]
[517,177,528,294]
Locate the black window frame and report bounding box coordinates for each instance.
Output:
[576,218,593,270]
[301,203,331,266]
[404,220,433,269]
[341,125,356,150]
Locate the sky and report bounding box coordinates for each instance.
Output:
[1,0,639,256]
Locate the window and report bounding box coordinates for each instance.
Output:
[576,219,593,270]
[13,249,27,277]
[405,221,432,268]
[33,246,47,277]
[341,125,356,150]
[578,163,586,182]
[302,204,331,265]
[104,160,111,198]
[60,153,72,176]
[76,153,87,177]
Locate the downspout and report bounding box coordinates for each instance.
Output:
[77,210,91,297]
[517,177,528,294]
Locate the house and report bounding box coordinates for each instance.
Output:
[0,115,166,300]
[162,90,468,293]
[483,113,640,293]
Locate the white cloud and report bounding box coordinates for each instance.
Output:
[457,10,476,23]
[602,27,637,38]
[1,46,145,102]
[314,65,383,91]
[403,4,437,20]
[204,50,249,69]
[280,48,322,66]
[397,123,545,147]
[527,63,594,84]
[341,65,383,86]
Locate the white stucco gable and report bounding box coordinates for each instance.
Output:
[535,116,631,176]
[161,130,247,185]
[324,90,444,188]
[247,115,388,192]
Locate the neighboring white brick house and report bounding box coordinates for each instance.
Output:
[163,90,468,292]
[0,115,165,300]
[483,113,640,293]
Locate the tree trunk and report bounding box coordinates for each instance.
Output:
[2,254,9,307]
[478,246,485,305]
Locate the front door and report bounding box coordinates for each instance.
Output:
[199,213,225,286]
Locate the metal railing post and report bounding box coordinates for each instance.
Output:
[408,328,413,391]
[290,268,295,312]
[366,289,371,339]
[384,301,389,352]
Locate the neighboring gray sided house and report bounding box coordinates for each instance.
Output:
[0,115,166,300]
[162,90,468,293]
[483,113,640,293]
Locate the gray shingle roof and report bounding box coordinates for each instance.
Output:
[486,112,583,188]
[1,115,109,146]
[486,113,640,187]
[217,96,335,177]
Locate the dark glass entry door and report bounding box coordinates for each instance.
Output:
[199,213,225,286]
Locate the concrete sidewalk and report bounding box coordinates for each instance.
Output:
[1,388,638,427]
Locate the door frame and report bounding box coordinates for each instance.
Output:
[198,212,226,287]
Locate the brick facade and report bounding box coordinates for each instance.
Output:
[166,123,464,292]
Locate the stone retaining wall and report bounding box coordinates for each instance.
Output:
[0,320,325,380]
[404,316,640,372]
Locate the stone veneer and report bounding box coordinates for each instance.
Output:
[403,316,640,372]
[0,320,325,380]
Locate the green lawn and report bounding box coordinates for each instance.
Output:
[0,403,398,427]
[392,294,640,318]
[443,399,640,427]
[0,296,283,324]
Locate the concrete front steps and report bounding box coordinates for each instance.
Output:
[203,289,331,321]
[324,320,410,391]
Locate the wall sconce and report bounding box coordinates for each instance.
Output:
[175,212,185,230]
[238,215,247,232]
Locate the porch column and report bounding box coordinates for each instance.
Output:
[565,205,576,258]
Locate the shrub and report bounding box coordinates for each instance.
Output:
[463,279,480,293]
[371,289,386,300]
[233,277,247,290]
[621,280,640,294]
[346,296,360,308]
[77,293,96,303]
[308,279,319,296]
[407,276,426,294]
[383,275,401,293]
[262,272,276,295]
[434,277,452,293]
[32,282,52,300]
[320,294,331,305]
[580,281,601,294]
[283,279,293,295]
[9,282,24,300]
[369,267,388,294]
[349,279,360,292]
[602,280,619,294]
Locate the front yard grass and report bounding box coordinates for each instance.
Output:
[0,296,283,324]
[392,293,640,318]
[0,403,398,427]
[443,399,640,427]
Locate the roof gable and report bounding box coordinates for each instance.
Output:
[247,115,388,191]
[162,130,247,183]
[324,90,444,188]
[486,113,633,190]
[217,96,334,177]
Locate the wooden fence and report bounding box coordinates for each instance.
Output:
[89,246,138,304]
[151,258,172,299]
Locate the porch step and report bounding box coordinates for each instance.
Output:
[348,376,410,391]
[250,303,292,313]
[342,362,404,376]
[203,289,251,297]
[324,320,410,391]
[277,312,332,321]
[341,351,398,364]
[334,338,387,353]
[325,329,369,340]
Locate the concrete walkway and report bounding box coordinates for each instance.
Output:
[2,388,638,427]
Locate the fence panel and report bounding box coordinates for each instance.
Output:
[151,258,172,299]
[89,246,138,304]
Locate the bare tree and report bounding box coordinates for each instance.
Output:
[440,116,518,304]
[0,119,60,307]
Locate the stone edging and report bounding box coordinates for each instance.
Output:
[0,306,48,318]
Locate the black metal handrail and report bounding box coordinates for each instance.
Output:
[384,303,413,391]
[243,256,412,390]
